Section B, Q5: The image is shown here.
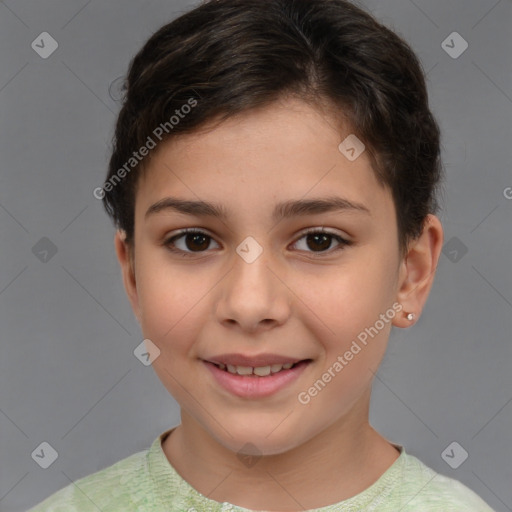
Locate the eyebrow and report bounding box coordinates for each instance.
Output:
[145,195,371,222]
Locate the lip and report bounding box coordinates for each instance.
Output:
[204,353,303,367]
[203,359,311,399]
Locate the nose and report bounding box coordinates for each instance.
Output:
[215,247,291,334]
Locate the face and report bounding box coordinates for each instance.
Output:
[118,97,409,456]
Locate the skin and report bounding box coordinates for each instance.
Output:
[114,96,443,511]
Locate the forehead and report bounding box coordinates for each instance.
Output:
[136,98,394,223]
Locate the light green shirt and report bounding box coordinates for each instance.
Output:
[28,428,495,511]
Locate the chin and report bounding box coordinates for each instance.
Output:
[209,420,306,458]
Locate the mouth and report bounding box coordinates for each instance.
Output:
[206,360,307,377]
[202,356,313,398]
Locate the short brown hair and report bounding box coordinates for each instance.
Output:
[102,0,442,257]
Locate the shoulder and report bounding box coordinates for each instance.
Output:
[394,451,496,512]
[26,448,151,512]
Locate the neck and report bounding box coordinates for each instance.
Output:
[163,391,399,510]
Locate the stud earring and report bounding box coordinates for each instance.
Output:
[406,313,415,321]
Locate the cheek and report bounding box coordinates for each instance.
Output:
[290,259,397,401]
[294,255,397,340]
[137,266,207,403]
[136,254,207,354]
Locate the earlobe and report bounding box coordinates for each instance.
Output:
[114,230,141,323]
[393,214,444,328]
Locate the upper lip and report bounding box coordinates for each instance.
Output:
[204,353,307,367]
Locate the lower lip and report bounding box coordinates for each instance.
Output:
[203,360,310,399]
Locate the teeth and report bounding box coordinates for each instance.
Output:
[220,362,296,376]
[253,365,271,376]
[235,366,253,375]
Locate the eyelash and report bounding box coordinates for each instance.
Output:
[163,227,352,258]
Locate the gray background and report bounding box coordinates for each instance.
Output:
[0,0,511,510]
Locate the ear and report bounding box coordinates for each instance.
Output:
[393,214,444,328]
[114,229,141,323]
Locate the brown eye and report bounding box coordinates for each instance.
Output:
[164,229,219,255]
[292,228,351,256]
[163,227,351,258]
[182,232,210,251]
[306,232,332,251]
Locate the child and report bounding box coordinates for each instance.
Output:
[29,0,496,510]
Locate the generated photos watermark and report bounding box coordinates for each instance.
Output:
[93,97,198,200]
[297,302,403,405]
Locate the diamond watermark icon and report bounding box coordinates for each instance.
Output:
[236,236,263,264]
[442,236,468,263]
[338,134,365,161]
[134,339,161,366]
[31,32,59,59]
[32,237,58,263]
[441,441,468,469]
[31,442,59,469]
[441,32,468,59]
[237,442,262,468]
